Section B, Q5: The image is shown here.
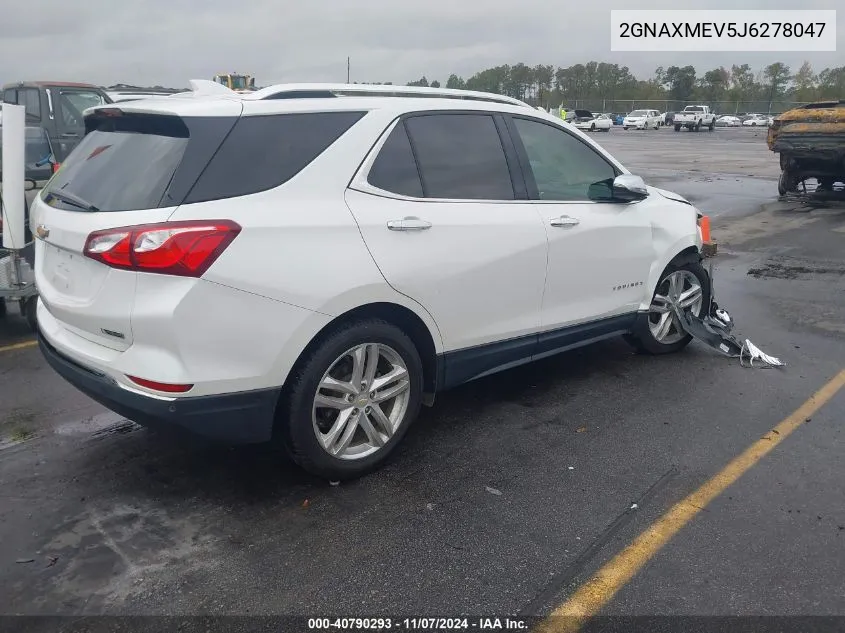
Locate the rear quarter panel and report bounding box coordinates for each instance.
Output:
[168,108,445,386]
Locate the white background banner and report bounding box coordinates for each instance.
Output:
[610,10,837,52]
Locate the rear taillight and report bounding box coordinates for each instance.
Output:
[83,220,241,277]
[51,162,61,173]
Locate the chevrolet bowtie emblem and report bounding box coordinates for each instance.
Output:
[36,224,50,239]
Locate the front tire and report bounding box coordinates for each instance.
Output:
[278,319,423,480]
[625,261,711,355]
[778,170,793,196]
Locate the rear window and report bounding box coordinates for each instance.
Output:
[42,114,192,212]
[41,110,365,212]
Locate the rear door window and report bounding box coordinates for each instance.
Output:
[185,111,366,203]
[403,113,515,200]
[367,122,424,198]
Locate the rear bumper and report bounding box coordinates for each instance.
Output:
[39,331,280,444]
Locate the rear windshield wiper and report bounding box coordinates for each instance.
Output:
[45,189,100,212]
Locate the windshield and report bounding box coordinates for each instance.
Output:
[58,89,109,132]
[629,110,648,116]
[231,76,247,90]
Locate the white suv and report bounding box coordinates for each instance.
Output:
[31,83,709,480]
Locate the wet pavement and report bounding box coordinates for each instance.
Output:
[1,126,843,623]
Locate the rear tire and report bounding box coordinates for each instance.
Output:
[277,319,423,480]
[625,261,711,355]
[674,124,681,132]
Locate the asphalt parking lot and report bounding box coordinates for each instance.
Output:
[1,126,844,627]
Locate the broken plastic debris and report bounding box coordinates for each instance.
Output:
[426,503,436,510]
[485,486,502,496]
[568,466,575,470]
[673,263,784,368]
[630,503,639,510]
[740,339,785,368]
[16,558,34,564]
[301,499,310,508]
[576,426,587,433]
[329,480,340,487]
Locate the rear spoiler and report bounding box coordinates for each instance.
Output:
[169,79,237,99]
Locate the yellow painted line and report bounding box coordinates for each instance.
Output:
[0,340,37,353]
[536,368,845,633]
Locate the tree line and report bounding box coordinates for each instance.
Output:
[383,61,845,110]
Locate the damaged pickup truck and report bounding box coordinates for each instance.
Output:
[768,100,845,198]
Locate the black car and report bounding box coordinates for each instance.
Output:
[2,81,112,162]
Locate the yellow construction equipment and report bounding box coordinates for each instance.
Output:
[213,73,256,92]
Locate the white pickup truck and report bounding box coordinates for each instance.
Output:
[673,105,716,132]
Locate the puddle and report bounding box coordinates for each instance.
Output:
[53,412,138,437]
[91,420,143,439]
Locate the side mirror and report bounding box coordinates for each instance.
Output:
[612,174,649,202]
[24,178,37,191]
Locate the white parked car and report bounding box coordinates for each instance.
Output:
[570,110,612,132]
[623,109,661,130]
[742,115,772,127]
[32,83,709,480]
[716,115,741,127]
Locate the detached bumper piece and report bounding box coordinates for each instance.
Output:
[38,332,280,443]
[676,264,784,368]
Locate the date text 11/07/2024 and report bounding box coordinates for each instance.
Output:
[307,617,529,630]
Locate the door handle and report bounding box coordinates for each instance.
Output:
[387,217,432,231]
[549,215,580,228]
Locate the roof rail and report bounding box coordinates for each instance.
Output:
[245,83,533,108]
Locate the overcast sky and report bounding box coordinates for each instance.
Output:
[0,0,840,88]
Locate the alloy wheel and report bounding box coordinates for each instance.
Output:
[648,270,704,345]
[312,343,411,460]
